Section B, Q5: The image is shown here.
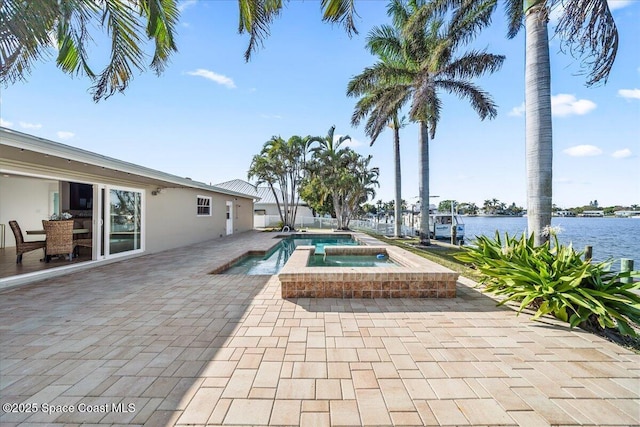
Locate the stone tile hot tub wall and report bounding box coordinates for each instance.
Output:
[278,244,459,299]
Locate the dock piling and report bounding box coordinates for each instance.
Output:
[620,258,634,284]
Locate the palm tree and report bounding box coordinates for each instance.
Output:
[248,135,310,229]
[500,0,618,245]
[306,126,354,229]
[349,17,409,238]
[1,0,359,101]
[348,0,504,245]
[342,153,380,229]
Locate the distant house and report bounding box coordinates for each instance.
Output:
[215,179,314,227]
[1,127,257,285]
[581,210,605,217]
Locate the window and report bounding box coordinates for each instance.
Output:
[197,196,212,216]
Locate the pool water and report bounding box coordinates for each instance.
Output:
[308,254,397,267]
[220,234,359,275]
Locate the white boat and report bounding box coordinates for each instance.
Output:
[429,212,465,243]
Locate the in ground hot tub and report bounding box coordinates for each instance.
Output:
[278,245,458,299]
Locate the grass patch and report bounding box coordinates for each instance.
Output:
[363,232,484,282]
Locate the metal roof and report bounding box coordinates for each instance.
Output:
[255,186,308,206]
[215,179,259,199]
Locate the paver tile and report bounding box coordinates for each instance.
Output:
[456,398,515,425]
[3,231,640,427]
[352,370,379,389]
[223,399,273,425]
[355,388,392,426]
[300,412,331,427]
[270,399,301,425]
[175,387,222,425]
[330,400,361,426]
[428,399,470,425]
[428,378,477,399]
[390,411,423,426]
[275,378,315,399]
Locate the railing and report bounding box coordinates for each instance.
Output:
[254,214,419,236]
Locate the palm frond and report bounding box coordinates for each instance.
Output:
[441,50,505,79]
[321,0,358,36]
[143,0,180,74]
[238,0,283,62]
[555,0,618,86]
[56,0,99,78]
[91,0,147,100]
[366,25,402,62]
[436,79,498,120]
[0,0,59,85]
[448,0,497,47]
[504,0,524,38]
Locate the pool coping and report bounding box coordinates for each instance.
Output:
[278,233,459,299]
[209,232,365,275]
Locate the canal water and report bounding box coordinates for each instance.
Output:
[461,216,639,266]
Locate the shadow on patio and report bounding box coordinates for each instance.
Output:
[1,231,638,426]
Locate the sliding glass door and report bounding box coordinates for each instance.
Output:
[104,186,144,256]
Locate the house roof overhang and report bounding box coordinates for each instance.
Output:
[0,127,254,200]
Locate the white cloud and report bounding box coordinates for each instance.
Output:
[607,0,633,11]
[178,0,198,12]
[552,94,596,117]
[19,121,42,129]
[0,118,13,127]
[187,69,236,89]
[563,145,602,157]
[57,131,75,140]
[337,135,363,148]
[508,95,597,117]
[508,103,525,117]
[612,148,632,159]
[618,88,640,100]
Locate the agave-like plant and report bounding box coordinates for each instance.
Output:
[456,232,640,336]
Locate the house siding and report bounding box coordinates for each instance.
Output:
[145,188,253,252]
[1,128,255,256]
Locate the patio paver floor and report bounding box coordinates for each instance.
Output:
[1,231,638,426]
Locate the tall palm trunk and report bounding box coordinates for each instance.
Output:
[418,121,431,245]
[525,3,553,246]
[393,126,402,238]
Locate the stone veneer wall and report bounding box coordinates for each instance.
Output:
[279,244,458,299]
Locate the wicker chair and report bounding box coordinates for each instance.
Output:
[74,238,93,257]
[9,220,46,264]
[42,220,74,262]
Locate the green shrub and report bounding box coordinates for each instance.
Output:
[455,232,640,336]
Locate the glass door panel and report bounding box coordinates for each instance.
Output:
[109,188,142,254]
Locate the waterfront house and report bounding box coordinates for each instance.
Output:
[0,127,257,286]
[581,210,605,217]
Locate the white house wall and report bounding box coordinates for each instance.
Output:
[1,162,254,254]
[145,188,253,252]
[0,175,56,247]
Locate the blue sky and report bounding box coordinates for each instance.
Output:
[2,0,639,209]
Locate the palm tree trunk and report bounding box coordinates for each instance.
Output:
[418,121,430,245]
[394,126,402,238]
[333,194,343,229]
[525,3,553,246]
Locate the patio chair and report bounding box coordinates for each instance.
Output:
[74,238,92,257]
[9,220,46,264]
[42,220,74,262]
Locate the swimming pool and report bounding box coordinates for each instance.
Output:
[217,234,360,275]
[308,254,397,267]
